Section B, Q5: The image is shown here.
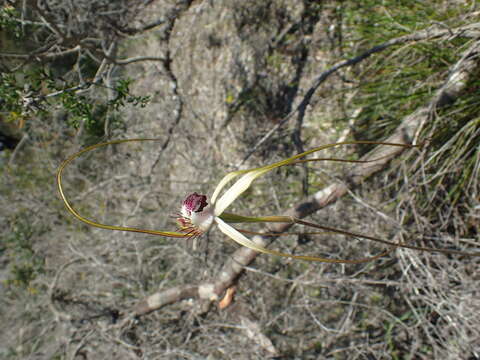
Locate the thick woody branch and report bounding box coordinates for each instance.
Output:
[131,40,480,317]
[133,286,198,315]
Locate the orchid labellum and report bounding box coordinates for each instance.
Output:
[57,139,480,263]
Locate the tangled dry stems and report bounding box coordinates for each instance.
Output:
[1,1,480,359]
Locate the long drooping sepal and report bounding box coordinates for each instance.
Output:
[218,213,292,223]
[214,217,395,263]
[293,219,480,257]
[220,213,480,257]
[212,141,419,216]
[57,139,190,238]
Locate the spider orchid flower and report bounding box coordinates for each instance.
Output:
[57,139,480,263]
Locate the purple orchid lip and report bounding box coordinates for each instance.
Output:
[182,192,208,215]
[177,192,213,236]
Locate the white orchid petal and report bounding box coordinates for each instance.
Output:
[212,143,337,215]
[215,217,272,254]
[215,217,395,263]
[212,141,417,216]
[211,171,243,205]
[214,168,269,216]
